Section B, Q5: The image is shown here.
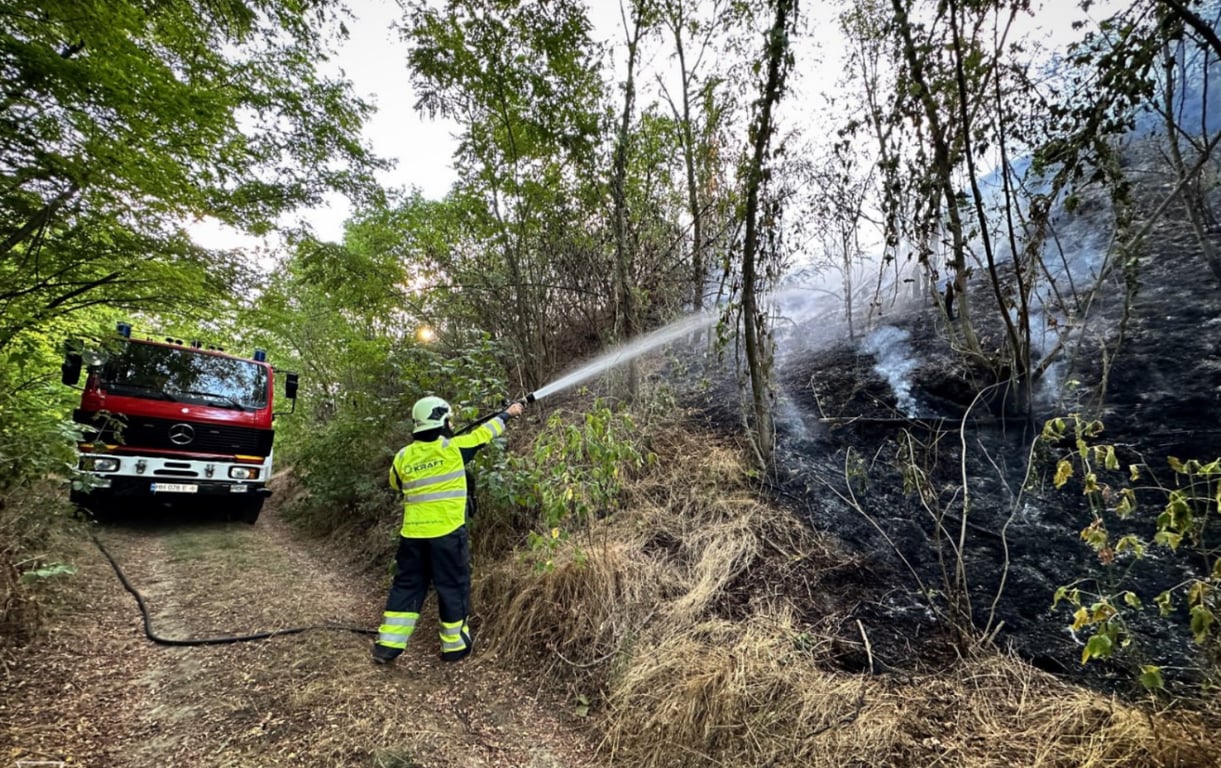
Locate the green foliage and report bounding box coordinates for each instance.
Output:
[401,0,630,379]
[0,319,87,636]
[0,0,380,351]
[406,0,604,170]
[487,400,652,570]
[0,0,383,606]
[288,413,394,525]
[1043,414,1220,687]
[281,335,511,533]
[237,199,528,536]
[574,692,592,718]
[0,316,108,494]
[20,562,76,583]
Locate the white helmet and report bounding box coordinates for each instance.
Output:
[411,396,452,433]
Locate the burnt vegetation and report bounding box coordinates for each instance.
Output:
[6,1,1221,766]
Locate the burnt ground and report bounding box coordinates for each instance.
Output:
[684,189,1221,695]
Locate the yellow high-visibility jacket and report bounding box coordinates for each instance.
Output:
[388,415,506,538]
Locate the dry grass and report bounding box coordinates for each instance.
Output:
[605,618,1220,767]
[472,429,777,675]
[471,409,1221,768]
[0,482,80,647]
[473,526,663,675]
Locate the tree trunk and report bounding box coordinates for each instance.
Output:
[740,0,795,467]
[612,2,646,398]
[1160,18,1221,288]
[890,0,983,357]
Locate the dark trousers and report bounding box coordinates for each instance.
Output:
[384,527,470,625]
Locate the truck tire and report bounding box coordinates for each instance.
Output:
[233,496,264,525]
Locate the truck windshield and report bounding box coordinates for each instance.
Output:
[99,342,269,410]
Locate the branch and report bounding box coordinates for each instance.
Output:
[43,271,122,310]
[1158,0,1221,63]
[0,182,80,258]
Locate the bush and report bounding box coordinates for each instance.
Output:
[481,399,652,570]
[0,327,91,645]
[1044,414,1220,690]
[281,334,513,538]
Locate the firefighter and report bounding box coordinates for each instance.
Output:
[372,395,525,664]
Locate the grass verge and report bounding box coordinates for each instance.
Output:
[0,481,82,648]
[469,407,1221,767]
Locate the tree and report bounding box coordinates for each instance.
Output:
[610,0,652,398]
[404,0,606,383]
[886,0,985,357]
[245,207,513,526]
[658,0,739,316]
[738,0,798,466]
[839,0,1154,413]
[0,0,381,350]
[1151,0,1221,286]
[807,135,876,341]
[837,1,917,323]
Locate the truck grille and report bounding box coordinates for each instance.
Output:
[75,410,273,456]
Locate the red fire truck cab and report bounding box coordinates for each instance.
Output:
[62,322,298,524]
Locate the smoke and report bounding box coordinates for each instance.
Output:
[774,389,814,443]
[861,326,921,417]
[771,281,866,361]
[530,311,718,401]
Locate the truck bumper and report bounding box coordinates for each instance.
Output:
[73,475,271,499]
[72,451,274,500]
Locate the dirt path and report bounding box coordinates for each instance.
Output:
[2,504,601,767]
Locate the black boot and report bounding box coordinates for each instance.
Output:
[371,643,400,665]
[440,626,473,662]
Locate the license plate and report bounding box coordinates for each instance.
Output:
[151,483,198,494]
[229,485,249,493]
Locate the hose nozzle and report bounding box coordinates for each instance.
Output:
[509,392,536,408]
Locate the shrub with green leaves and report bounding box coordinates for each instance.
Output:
[1043,414,1220,690]
[484,400,653,570]
[0,328,90,494]
[0,322,106,643]
[283,334,513,535]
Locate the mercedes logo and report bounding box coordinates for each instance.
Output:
[168,423,195,445]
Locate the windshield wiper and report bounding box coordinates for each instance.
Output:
[174,389,250,411]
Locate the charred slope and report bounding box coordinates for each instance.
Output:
[682,185,1220,692]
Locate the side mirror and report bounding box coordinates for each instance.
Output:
[61,341,83,386]
[285,372,299,399]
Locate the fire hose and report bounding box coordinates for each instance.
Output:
[90,529,376,646]
[453,393,536,435]
[90,394,537,647]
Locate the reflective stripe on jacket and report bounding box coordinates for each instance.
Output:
[389,416,505,538]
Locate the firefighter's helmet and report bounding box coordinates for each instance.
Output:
[411,396,452,433]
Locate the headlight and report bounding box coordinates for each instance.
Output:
[82,456,120,472]
[229,466,260,480]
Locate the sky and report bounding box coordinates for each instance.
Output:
[190,0,458,250]
[312,0,474,226]
[188,0,1100,253]
[191,0,622,251]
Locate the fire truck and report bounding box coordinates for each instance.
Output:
[61,322,298,524]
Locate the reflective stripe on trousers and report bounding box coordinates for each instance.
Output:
[439,619,469,654]
[377,611,418,649]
